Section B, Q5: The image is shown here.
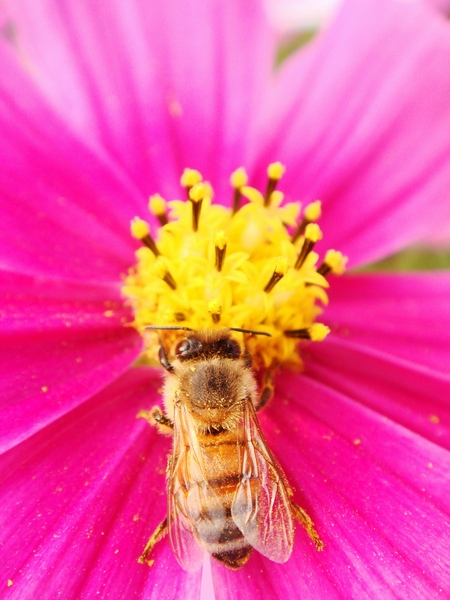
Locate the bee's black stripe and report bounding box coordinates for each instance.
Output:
[212,545,253,569]
[202,506,232,520]
[218,522,245,544]
[200,438,244,448]
[208,473,242,489]
[199,518,245,545]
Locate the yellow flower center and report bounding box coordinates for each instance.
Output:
[123,164,346,371]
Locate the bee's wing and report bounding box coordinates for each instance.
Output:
[232,399,294,563]
[168,401,226,571]
[167,401,205,572]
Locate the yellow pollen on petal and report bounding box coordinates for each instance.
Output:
[123,165,344,371]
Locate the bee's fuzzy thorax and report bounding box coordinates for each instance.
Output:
[163,355,257,432]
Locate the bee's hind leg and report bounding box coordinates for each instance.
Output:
[138,517,168,565]
[291,502,324,551]
[137,406,173,435]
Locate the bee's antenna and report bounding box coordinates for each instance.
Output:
[144,325,193,332]
[229,327,271,337]
[144,325,271,337]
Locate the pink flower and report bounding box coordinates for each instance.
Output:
[1,0,450,598]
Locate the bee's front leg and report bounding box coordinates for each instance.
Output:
[255,368,276,411]
[137,406,173,435]
[138,516,168,566]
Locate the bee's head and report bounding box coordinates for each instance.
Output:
[175,331,241,362]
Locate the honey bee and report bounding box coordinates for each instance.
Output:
[138,327,324,571]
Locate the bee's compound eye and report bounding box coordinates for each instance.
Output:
[220,338,241,359]
[176,336,202,359]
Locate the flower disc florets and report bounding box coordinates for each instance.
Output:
[123,164,346,371]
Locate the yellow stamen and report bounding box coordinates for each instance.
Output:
[264,257,289,292]
[317,250,348,277]
[153,257,177,290]
[291,200,322,243]
[294,224,323,269]
[304,201,322,222]
[214,231,227,271]
[124,165,343,371]
[265,162,286,206]
[131,217,150,240]
[149,194,168,226]
[180,168,202,190]
[230,167,248,189]
[130,217,160,256]
[284,324,330,341]
[230,167,248,213]
[189,183,208,232]
[207,299,222,324]
[267,162,286,181]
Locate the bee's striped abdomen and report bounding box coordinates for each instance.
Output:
[195,429,253,570]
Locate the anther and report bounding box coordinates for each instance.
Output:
[154,257,177,290]
[264,162,285,206]
[230,167,248,214]
[149,194,168,227]
[294,223,323,269]
[180,168,202,196]
[264,257,288,292]
[291,201,322,243]
[284,323,330,340]
[207,299,222,323]
[214,231,227,272]
[189,183,207,232]
[317,250,347,277]
[130,217,160,256]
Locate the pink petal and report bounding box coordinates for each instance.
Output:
[0,368,201,598]
[252,0,450,266]
[0,323,141,453]
[0,43,144,281]
[324,272,450,374]
[303,272,450,449]
[3,0,276,200]
[0,271,129,334]
[213,370,450,598]
[307,334,450,452]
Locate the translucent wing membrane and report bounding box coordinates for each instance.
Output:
[232,400,294,563]
[168,402,226,571]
